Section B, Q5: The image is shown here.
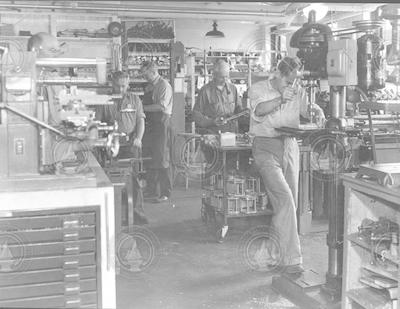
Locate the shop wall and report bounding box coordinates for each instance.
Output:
[175,19,266,51]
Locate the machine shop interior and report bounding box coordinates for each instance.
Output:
[0,1,400,309]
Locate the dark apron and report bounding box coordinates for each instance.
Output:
[142,90,171,169]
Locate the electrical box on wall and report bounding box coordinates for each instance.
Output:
[327,38,358,86]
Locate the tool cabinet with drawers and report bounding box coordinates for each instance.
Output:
[0,154,116,308]
[0,207,101,308]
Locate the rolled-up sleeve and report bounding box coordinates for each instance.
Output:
[158,81,173,114]
[134,95,146,122]
[249,82,276,123]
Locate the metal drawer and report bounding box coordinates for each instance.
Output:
[0,213,95,231]
[5,239,96,259]
[0,278,96,301]
[11,252,96,271]
[0,265,96,286]
[0,291,97,308]
[0,226,95,244]
[0,208,100,308]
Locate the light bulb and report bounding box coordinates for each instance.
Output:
[303,3,329,22]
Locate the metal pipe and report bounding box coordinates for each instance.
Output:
[339,87,346,119]
[0,3,285,17]
[330,87,341,119]
[354,114,400,120]
[0,103,66,137]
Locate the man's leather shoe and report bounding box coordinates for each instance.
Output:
[153,196,169,203]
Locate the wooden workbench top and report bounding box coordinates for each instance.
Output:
[341,174,400,207]
[0,152,112,193]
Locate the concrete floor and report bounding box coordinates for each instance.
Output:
[116,184,329,309]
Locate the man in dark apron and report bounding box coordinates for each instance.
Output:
[140,61,173,203]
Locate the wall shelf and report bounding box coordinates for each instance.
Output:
[127,38,172,44]
[126,64,170,69]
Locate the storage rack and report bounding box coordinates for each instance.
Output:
[200,142,273,242]
[121,21,174,96]
[342,175,399,309]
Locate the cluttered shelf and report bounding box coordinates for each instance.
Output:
[347,233,400,266]
[126,64,170,69]
[126,38,172,44]
[217,208,273,218]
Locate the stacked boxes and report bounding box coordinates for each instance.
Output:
[240,195,257,214]
[204,173,269,215]
[227,196,240,214]
[226,177,245,195]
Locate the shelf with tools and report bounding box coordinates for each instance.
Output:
[348,233,400,266]
[342,175,399,309]
[121,21,174,96]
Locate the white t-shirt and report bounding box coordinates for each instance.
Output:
[249,79,307,137]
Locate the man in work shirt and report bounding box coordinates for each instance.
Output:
[249,57,325,274]
[193,59,242,134]
[140,61,173,203]
[97,71,147,224]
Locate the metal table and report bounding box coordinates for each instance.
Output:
[201,144,274,242]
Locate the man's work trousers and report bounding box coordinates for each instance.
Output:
[252,136,302,266]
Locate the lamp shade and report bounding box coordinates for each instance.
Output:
[205,21,225,38]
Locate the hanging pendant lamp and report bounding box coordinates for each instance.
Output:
[205,21,225,38]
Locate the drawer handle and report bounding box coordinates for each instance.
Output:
[64,246,80,254]
[65,286,80,293]
[65,246,79,251]
[65,299,81,307]
[65,273,80,279]
[63,220,79,227]
[64,260,79,266]
[64,232,79,238]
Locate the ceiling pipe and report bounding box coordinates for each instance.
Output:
[0,2,286,17]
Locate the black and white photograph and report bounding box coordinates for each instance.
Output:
[0,1,399,308]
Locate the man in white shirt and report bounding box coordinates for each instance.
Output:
[249,57,325,274]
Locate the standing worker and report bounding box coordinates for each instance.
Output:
[140,61,173,203]
[192,60,243,173]
[96,71,147,224]
[193,59,242,134]
[249,57,325,274]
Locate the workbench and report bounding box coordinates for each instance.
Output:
[0,153,116,309]
[342,175,399,309]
